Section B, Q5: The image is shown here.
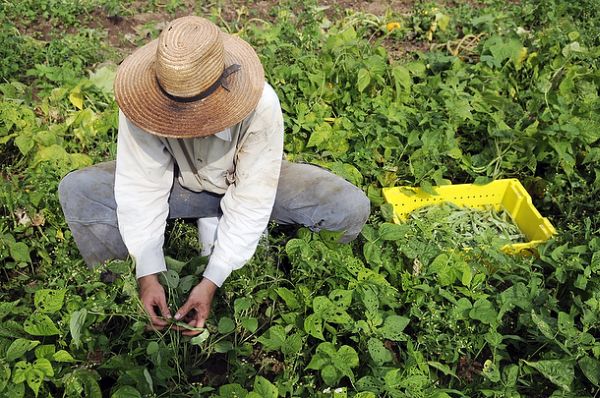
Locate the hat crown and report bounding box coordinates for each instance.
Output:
[155,16,224,98]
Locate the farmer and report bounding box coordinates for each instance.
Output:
[58,16,369,335]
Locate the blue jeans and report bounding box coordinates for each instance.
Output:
[58,160,370,267]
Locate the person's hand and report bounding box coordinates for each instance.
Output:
[174,278,218,336]
[138,274,172,329]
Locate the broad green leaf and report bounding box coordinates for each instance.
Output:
[485,36,523,66]
[499,282,531,314]
[562,41,586,57]
[469,299,497,325]
[70,309,87,347]
[9,242,30,263]
[0,361,10,393]
[34,345,55,360]
[14,133,34,156]
[531,311,556,340]
[327,162,363,186]
[89,64,116,94]
[69,86,84,110]
[146,342,159,356]
[335,345,360,371]
[12,361,30,384]
[578,356,600,386]
[32,144,68,166]
[380,315,410,341]
[307,122,332,149]
[5,382,24,398]
[234,297,253,314]
[524,359,574,391]
[68,153,93,171]
[313,296,332,316]
[304,313,324,340]
[209,337,231,353]
[363,241,381,265]
[34,289,66,314]
[367,338,393,366]
[329,289,352,309]
[258,325,287,351]
[321,364,340,386]
[159,269,179,289]
[32,358,53,377]
[306,352,328,371]
[26,368,44,397]
[391,65,411,97]
[378,223,408,240]
[557,311,576,337]
[217,317,235,334]
[0,300,19,321]
[429,253,459,286]
[446,97,473,121]
[252,376,278,398]
[240,317,258,333]
[327,308,353,325]
[24,313,60,336]
[503,364,519,387]
[190,329,210,346]
[218,383,247,398]
[111,385,142,398]
[177,275,197,294]
[281,333,303,357]
[357,68,370,93]
[313,342,337,359]
[65,369,102,398]
[435,12,450,31]
[52,350,76,363]
[275,287,299,310]
[164,256,186,273]
[6,339,40,362]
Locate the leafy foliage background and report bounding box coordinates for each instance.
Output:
[1,0,599,397]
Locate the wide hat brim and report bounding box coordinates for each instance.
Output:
[114,33,264,138]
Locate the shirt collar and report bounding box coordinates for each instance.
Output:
[214,129,232,141]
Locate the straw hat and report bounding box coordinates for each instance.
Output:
[114,16,265,138]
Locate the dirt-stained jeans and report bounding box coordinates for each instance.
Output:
[58,160,370,267]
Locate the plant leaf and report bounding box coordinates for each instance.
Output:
[6,339,40,361]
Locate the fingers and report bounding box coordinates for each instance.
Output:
[157,295,172,321]
[182,316,207,337]
[174,301,192,322]
[143,301,168,328]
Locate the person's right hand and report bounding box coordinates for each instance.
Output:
[138,274,172,329]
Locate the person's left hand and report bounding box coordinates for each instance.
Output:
[173,278,218,336]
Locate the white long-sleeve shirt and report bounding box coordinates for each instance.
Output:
[114,83,284,286]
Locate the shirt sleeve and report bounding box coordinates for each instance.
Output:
[202,84,284,286]
[114,109,174,279]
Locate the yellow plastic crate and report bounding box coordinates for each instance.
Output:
[382,179,556,254]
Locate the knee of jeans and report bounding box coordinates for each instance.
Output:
[315,186,370,243]
[58,170,114,223]
[338,190,370,242]
[59,171,85,219]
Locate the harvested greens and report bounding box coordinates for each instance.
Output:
[407,202,525,248]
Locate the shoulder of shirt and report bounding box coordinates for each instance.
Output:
[254,82,281,115]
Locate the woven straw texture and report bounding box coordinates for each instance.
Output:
[114,17,264,138]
